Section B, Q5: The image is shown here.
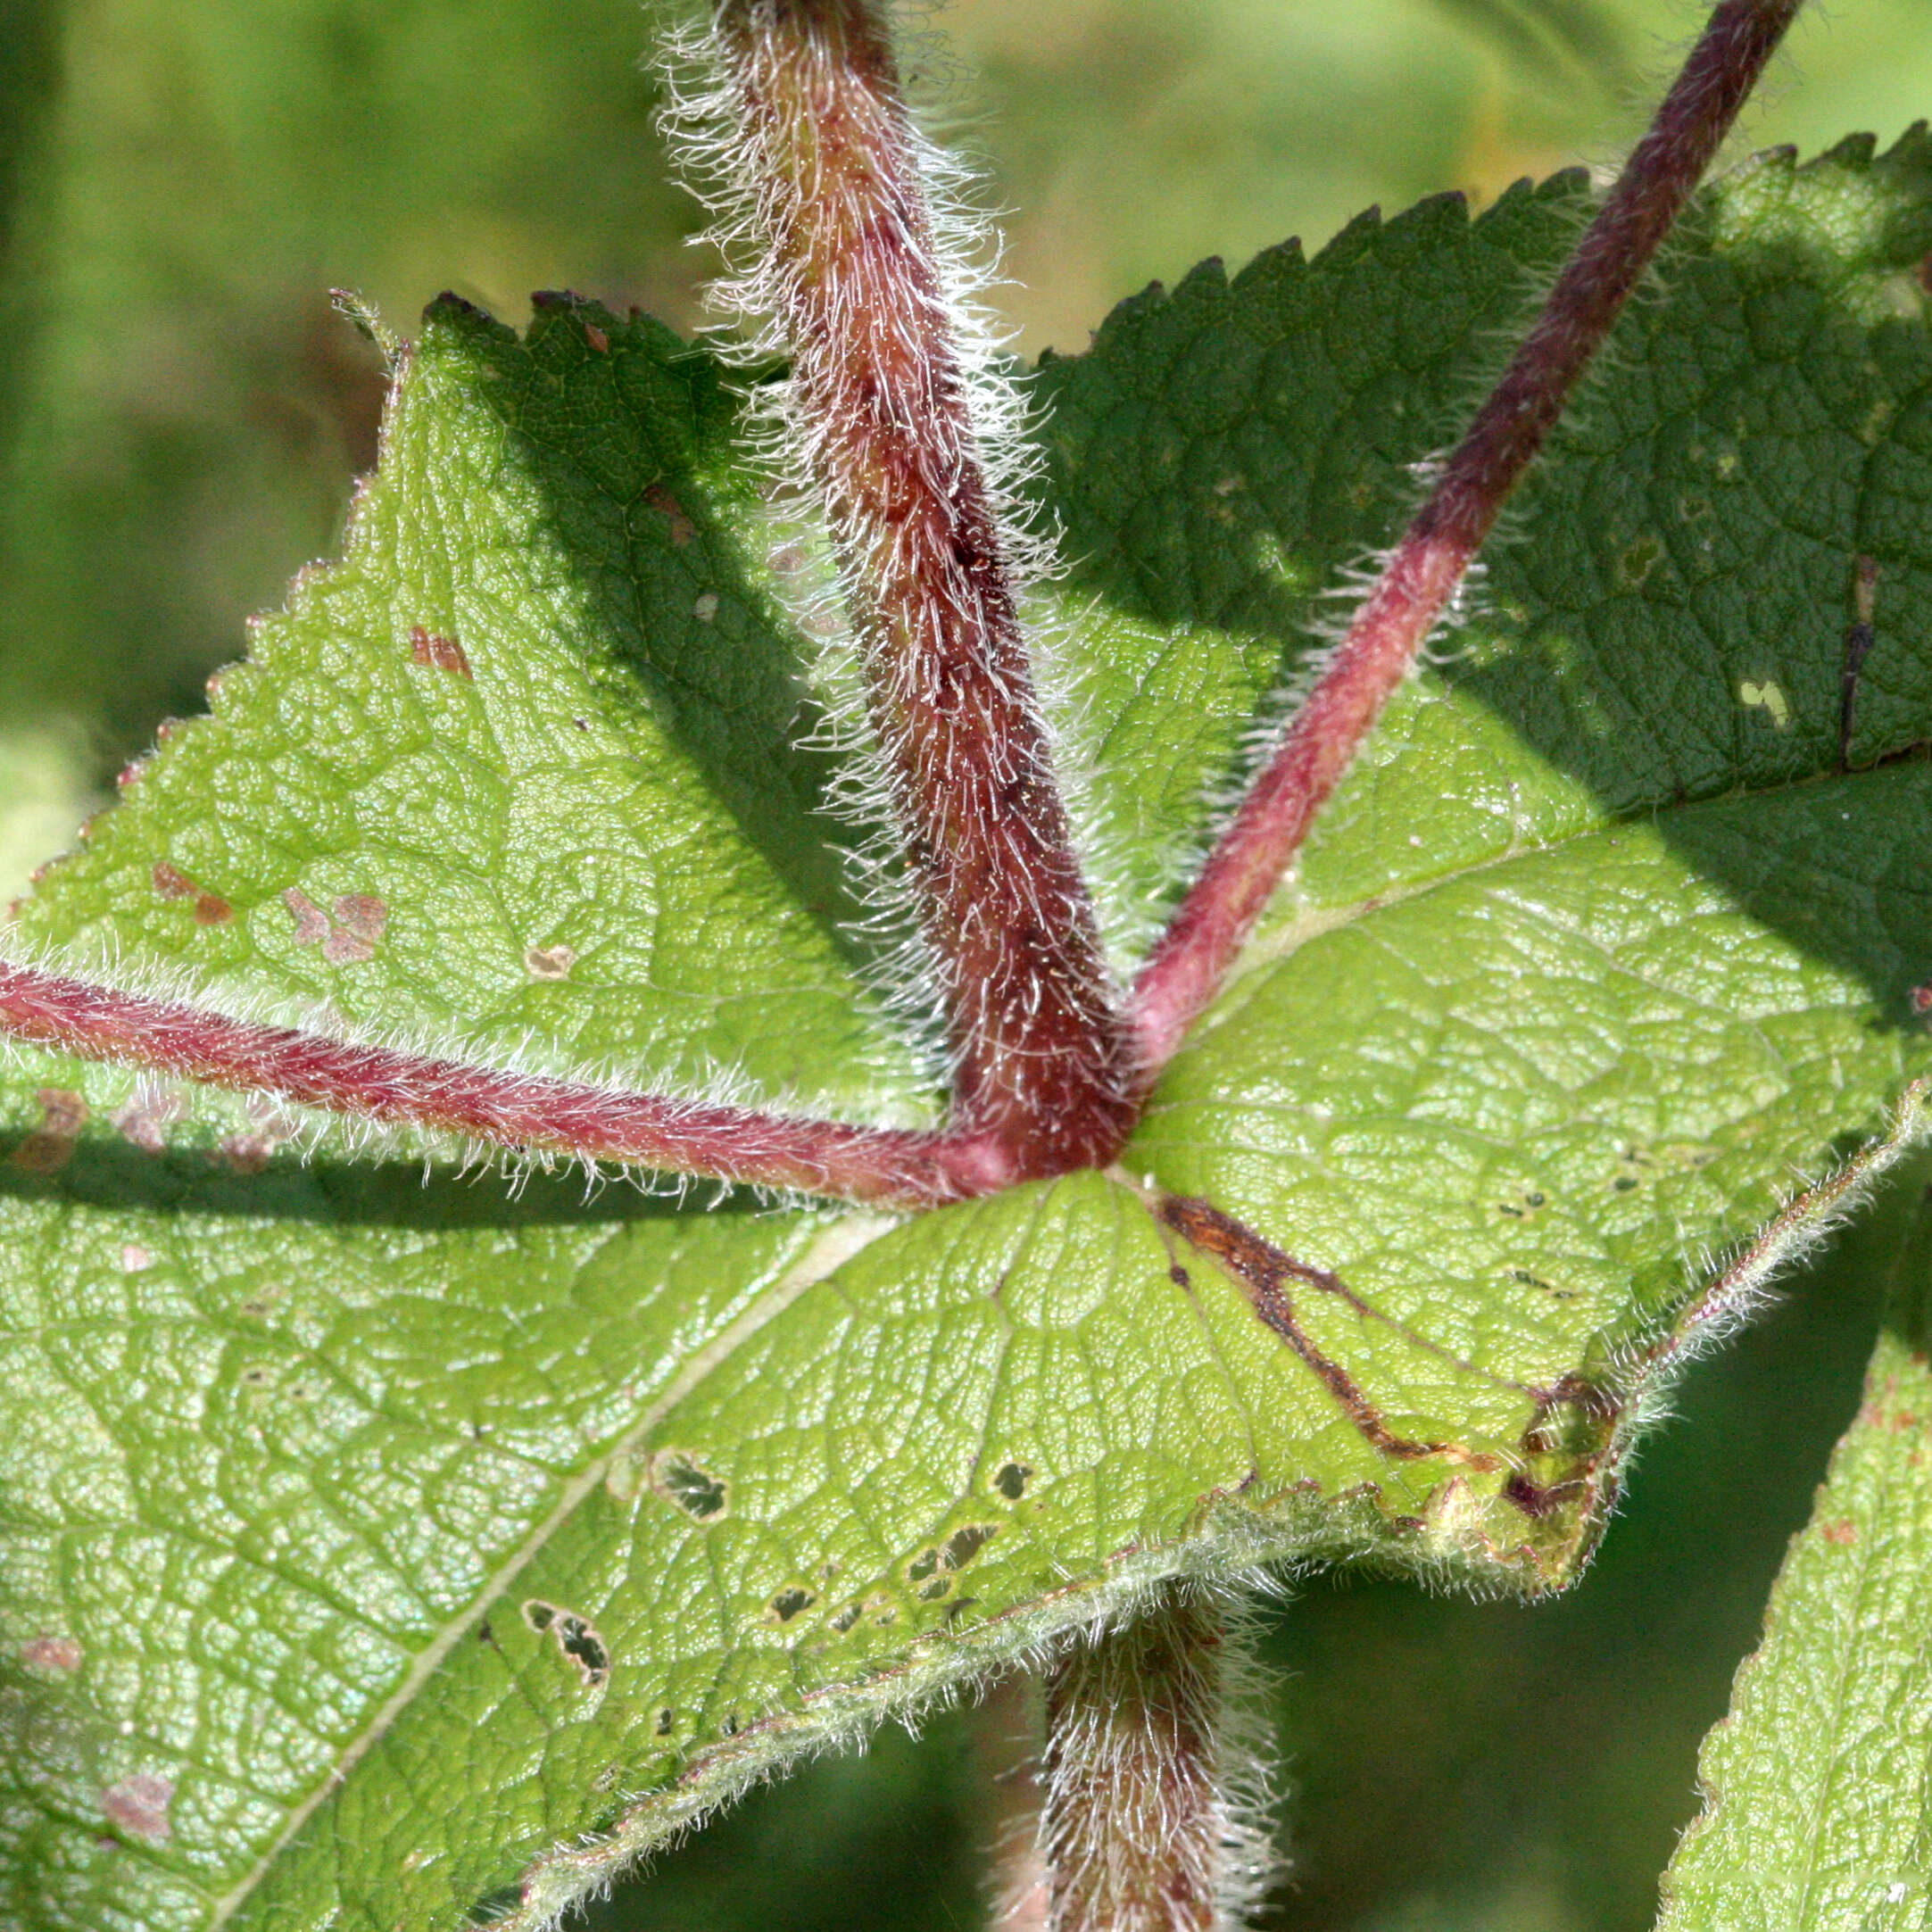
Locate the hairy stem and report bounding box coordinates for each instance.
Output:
[711,0,1132,1173]
[1041,1589,1244,1932]
[1131,0,1803,1077]
[0,961,1012,1206]
[976,1671,1051,1932]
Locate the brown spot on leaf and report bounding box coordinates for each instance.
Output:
[524,944,576,981]
[220,1099,295,1174]
[28,1090,86,1140]
[155,858,230,923]
[1501,1470,1571,1518]
[408,625,473,679]
[585,323,609,353]
[101,1773,173,1841]
[20,1635,82,1671]
[11,1089,87,1173]
[644,483,695,546]
[1820,1519,1858,1546]
[1913,984,1932,1016]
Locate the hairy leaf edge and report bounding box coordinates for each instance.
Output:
[388,1080,1932,1932]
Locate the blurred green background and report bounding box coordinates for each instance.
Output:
[0,0,1927,1924]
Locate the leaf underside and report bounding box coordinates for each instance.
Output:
[4,130,1932,1930]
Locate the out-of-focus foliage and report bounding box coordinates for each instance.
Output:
[3,0,1931,773]
[1,1,1929,1928]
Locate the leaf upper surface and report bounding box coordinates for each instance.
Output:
[1657,1169,1932,1932]
[5,133,1932,1930]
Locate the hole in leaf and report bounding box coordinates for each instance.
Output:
[828,1604,861,1633]
[941,1524,998,1571]
[917,1578,949,1601]
[555,1614,610,1686]
[768,1587,816,1624]
[992,1463,1031,1500]
[907,1548,939,1581]
[655,1707,676,1736]
[651,1450,729,1520]
[522,1599,609,1686]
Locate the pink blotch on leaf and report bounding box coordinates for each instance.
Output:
[112,1088,186,1156]
[101,1773,173,1841]
[21,1634,82,1671]
[284,889,329,946]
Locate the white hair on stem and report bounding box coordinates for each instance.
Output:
[657,0,1132,1146]
[1037,1580,1283,1932]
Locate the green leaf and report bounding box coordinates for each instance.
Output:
[1656,1157,1932,1932]
[6,129,1932,1928]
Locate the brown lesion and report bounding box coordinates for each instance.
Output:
[1157,1191,1631,1521]
[1157,1192,1502,1468]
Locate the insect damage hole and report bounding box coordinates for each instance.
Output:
[991,1461,1032,1501]
[767,1586,817,1625]
[941,1523,999,1571]
[521,1599,610,1688]
[650,1449,729,1520]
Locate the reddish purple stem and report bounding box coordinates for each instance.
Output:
[0,962,1010,1207]
[1131,0,1803,1079]
[0,0,1801,1205]
[717,0,1133,1174]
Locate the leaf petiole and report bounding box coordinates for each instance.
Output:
[1129,0,1806,1079]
